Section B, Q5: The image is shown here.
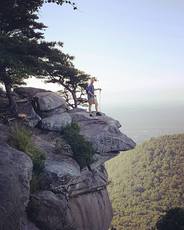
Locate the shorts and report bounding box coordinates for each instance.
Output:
[88,96,97,105]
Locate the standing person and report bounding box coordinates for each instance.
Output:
[86,77,102,116]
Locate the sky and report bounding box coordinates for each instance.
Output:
[28,0,184,107]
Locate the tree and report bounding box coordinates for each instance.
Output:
[0,0,76,114]
[45,65,90,108]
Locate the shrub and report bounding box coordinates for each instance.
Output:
[30,174,42,193]
[61,123,94,169]
[28,146,46,174]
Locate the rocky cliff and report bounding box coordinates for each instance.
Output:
[0,87,136,230]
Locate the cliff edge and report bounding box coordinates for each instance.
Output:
[0,87,136,230]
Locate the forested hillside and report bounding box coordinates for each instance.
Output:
[106,134,184,230]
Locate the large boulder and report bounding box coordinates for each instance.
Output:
[70,109,136,153]
[69,188,112,230]
[40,159,81,191]
[65,167,113,230]
[14,87,48,99]
[0,144,32,230]
[28,165,113,230]
[15,88,67,117]
[40,113,72,132]
[27,191,73,230]
[33,92,67,113]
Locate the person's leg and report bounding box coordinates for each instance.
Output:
[89,103,92,113]
[88,99,93,116]
[95,99,99,112]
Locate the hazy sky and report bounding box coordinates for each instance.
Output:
[28,0,184,107]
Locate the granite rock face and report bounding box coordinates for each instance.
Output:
[29,130,117,230]
[28,191,73,230]
[33,91,67,114]
[70,109,136,153]
[14,87,136,155]
[28,163,113,230]
[17,101,41,127]
[14,87,48,99]
[0,144,32,230]
[20,215,40,230]
[40,113,72,131]
[0,87,136,230]
[69,188,112,230]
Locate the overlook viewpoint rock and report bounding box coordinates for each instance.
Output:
[0,87,136,230]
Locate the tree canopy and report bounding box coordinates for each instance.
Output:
[43,61,90,108]
[0,0,91,114]
[0,0,77,114]
[106,134,184,230]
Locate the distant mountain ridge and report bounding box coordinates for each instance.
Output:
[106,134,184,230]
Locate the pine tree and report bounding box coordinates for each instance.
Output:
[0,0,76,114]
[45,65,90,108]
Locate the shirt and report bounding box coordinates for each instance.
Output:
[86,84,95,99]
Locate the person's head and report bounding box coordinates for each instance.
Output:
[90,77,97,84]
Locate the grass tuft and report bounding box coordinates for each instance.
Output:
[9,123,45,192]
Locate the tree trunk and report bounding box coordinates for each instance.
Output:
[71,91,77,108]
[4,82,18,115]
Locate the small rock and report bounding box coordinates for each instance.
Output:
[17,101,41,127]
[55,138,73,157]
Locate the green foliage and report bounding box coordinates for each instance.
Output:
[30,174,42,194]
[28,145,46,174]
[62,123,94,169]
[47,67,90,108]
[0,0,87,113]
[0,0,76,37]
[106,134,184,230]
[8,124,46,191]
[9,124,32,152]
[156,208,184,230]
[0,0,75,113]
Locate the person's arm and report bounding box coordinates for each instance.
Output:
[88,90,94,96]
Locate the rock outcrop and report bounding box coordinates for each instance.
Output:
[33,91,67,114]
[0,87,136,230]
[40,113,72,131]
[28,191,72,230]
[14,87,48,99]
[17,101,41,127]
[0,144,32,230]
[69,109,135,153]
